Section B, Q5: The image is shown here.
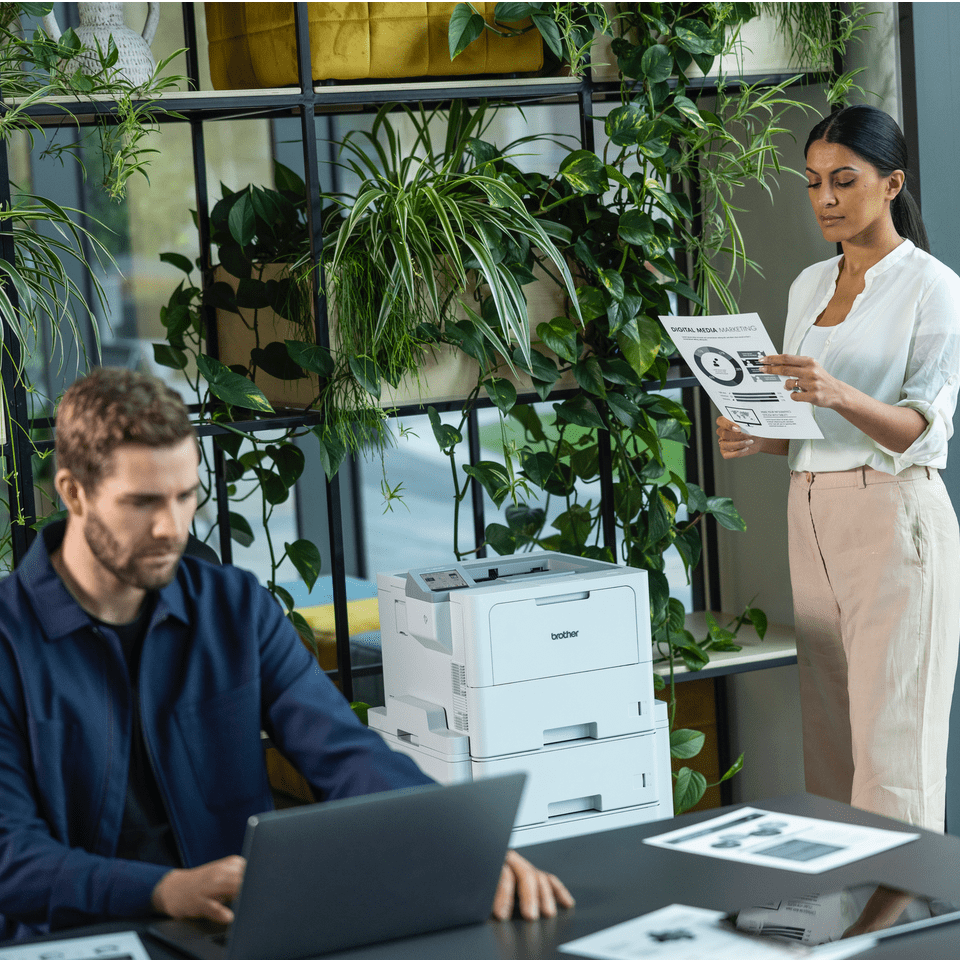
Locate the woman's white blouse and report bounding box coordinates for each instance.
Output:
[784,240,960,475]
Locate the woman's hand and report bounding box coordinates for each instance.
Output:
[761,354,845,408]
[761,353,927,454]
[716,416,760,459]
[716,416,790,459]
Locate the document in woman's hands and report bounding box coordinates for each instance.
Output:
[661,314,823,440]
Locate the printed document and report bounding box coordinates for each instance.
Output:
[558,903,871,960]
[661,313,823,439]
[0,931,151,960]
[643,806,917,874]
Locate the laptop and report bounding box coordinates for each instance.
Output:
[149,773,525,960]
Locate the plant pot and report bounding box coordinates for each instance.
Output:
[214,262,579,410]
[590,7,830,83]
[204,2,543,89]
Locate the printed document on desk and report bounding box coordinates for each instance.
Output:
[558,904,870,960]
[661,313,823,439]
[644,807,918,873]
[0,931,151,960]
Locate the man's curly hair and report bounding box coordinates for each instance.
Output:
[55,367,196,491]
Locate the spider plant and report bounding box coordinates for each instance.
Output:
[315,100,580,415]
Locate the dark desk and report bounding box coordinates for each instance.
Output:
[24,794,960,960]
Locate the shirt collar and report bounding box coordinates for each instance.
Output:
[19,519,190,642]
[862,238,915,282]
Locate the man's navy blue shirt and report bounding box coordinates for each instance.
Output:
[0,522,431,938]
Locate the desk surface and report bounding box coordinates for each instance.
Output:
[30,794,960,960]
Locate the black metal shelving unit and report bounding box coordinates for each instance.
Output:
[0,2,780,699]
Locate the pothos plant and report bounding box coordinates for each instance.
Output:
[444,1,871,812]
[0,1,184,566]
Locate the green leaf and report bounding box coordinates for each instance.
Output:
[288,609,315,648]
[573,356,606,397]
[558,150,608,194]
[160,251,194,275]
[235,277,273,310]
[605,103,647,146]
[674,767,707,814]
[428,407,462,451]
[285,340,333,378]
[641,44,673,83]
[606,392,641,428]
[449,5,485,59]
[618,209,657,247]
[313,430,347,480]
[286,538,323,590]
[348,355,381,398]
[672,94,706,129]
[268,443,306,488]
[554,395,605,429]
[153,343,188,371]
[463,461,511,508]
[274,161,306,197]
[252,341,307,380]
[746,607,768,640]
[197,355,274,413]
[599,268,625,300]
[670,728,705,760]
[616,316,661,379]
[484,377,517,414]
[520,450,555,487]
[705,496,747,532]
[227,193,256,246]
[530,11,562,59]
[254,467,290,505]
[537,317,579,363]
[494,3,537,21]
[485,522,517,555]
[675,20,722,56]
[228,511,255,548]
[718,753,745,784]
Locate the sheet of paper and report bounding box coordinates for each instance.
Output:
[643,806,918,874]
[558,903,871,960]
[0,931,151,960]
[660,313,823,439]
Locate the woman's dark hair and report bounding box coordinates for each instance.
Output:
[804,104,929,253]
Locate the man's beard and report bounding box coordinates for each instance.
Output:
[83,509,186,591]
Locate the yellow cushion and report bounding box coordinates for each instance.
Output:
[205,2,543,88]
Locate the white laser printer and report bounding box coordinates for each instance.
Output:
[368,552,672,844]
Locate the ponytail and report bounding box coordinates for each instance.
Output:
[892,187,929,253]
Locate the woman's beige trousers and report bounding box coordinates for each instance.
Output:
[788,465,960,832]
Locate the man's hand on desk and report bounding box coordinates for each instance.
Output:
[151,855,246,924]
[150,849,571,926]
[491,849,574,921]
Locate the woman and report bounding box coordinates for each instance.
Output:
[716,104,960,832]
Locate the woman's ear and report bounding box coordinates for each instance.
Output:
[887,169,906,200]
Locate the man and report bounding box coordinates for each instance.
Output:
[0,368,572,940]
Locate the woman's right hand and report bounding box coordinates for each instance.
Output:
[716,416,760,459]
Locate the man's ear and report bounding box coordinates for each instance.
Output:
[55,468,85,516]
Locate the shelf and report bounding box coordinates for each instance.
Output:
[655,612,798,684]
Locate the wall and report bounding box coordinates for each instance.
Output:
[713,4,904,803]
[908,1,960,835]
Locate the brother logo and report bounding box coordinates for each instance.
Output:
[551,630,579,640]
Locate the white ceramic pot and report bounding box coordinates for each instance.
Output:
[42,2,160,88]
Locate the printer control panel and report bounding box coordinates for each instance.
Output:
[420,569,469,592]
